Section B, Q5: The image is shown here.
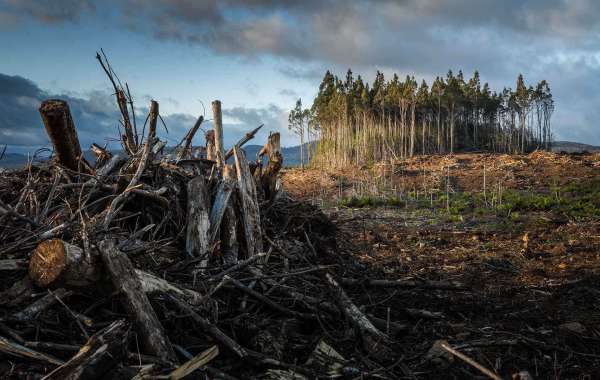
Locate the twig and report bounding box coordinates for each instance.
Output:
[440,343,502,380]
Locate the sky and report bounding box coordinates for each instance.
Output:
[1,0,599,154]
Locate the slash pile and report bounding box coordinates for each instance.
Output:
[0,66,470,378]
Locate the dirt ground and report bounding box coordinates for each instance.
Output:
[281,152,600,379]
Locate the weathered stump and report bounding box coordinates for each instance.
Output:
[39,99,89,172]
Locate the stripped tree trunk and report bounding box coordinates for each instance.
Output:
[98,239,176,363]
[208,164,235,245]
[29,239,99,288]
[220,165,238,265]
[212,100,224,167]
[205,130,216,162]
[258,132,283,201]
[233,147,263,258]
[186,176,211,266]
[39,99,90,173]
[42,319,129,380]
[28,239,206,305]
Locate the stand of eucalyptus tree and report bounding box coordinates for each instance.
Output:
[309,69,554,168]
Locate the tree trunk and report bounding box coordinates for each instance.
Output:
[39,99,90,173]
[186,177,211,265]
[205,130,216,161]
[42,320,129,380]
[98,239,176,363]
[212,100,224,167]
[29,239,99,288]
[28,239,207,306]
[259,133,283,201]
[233,147,263,258]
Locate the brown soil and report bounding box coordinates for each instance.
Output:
[280,152,600,379]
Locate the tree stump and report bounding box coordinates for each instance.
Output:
[39,99,89,172]
[29,239,100,288]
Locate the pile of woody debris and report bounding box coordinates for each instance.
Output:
[0,54,472,380]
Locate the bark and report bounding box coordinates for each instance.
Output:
[42,319,129,380]
[233,147,263,258]
[0,335,63,366]
[29,239,99,288]
[258,133,283,201]
[212,100,224,167]
[325,273,388,343]
[177,115,204,161]
[186,176,211,264]
[205,130,216,162]
[39,99,90,173]
[28,240,206,305]
[98,238,176,363]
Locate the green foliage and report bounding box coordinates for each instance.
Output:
[309,67,554,167]
[340,196,402,208]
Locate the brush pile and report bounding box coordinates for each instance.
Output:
[0,55,474,379]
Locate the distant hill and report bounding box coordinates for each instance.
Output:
[551,141,600,153]
[0,143,314,170]
[4,141,600,170]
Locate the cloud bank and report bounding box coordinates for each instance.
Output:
[1,0,600,144]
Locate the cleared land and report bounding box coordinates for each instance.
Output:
[282,152,600,378]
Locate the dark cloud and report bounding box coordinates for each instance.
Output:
[0,0,94,23]
[0,73,296,152]
[4,0,600,144]
[0,73,120,148]
[222,104,293,146]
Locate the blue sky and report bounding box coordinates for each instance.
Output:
[1,0,600,153]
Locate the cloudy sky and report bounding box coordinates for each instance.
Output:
[1,0,599,153]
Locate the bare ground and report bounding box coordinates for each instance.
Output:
[282,152,600,379]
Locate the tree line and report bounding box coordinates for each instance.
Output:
[294,69,554,167]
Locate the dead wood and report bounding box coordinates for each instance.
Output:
[212,100,224,167]
[0,335,64,366]
[259,132,283,201]
[325,273,389,344]
[233,146,263,257]
[186,176,211,263]
[29,239,99,288]
[42,319,129,380]
[39,99,91,173]
[98,238,176,363]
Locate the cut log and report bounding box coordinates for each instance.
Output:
[233,146,263,258]
[135,269,205,306]
[168,345,219,380]
[208,164,235,245]
[339,277,467,290]
[186,176,211,263]
[224,124,263,161]
[42,319,129,380]
[28,240,205,305]
[98,238,176,363]
[220,200,239,266]
[205,129,216,162]
[90,143,112,168]
[259,132,283,201]
[11,288,73,322]
[29,239,100,288]
[325,273,389,345]
[0,258,28,271]
[0,335,63,366]
[212,100,224,167]
[39,99,90,172]
[176,115,204,161]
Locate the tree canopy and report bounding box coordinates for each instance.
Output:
[307,69,554,167]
